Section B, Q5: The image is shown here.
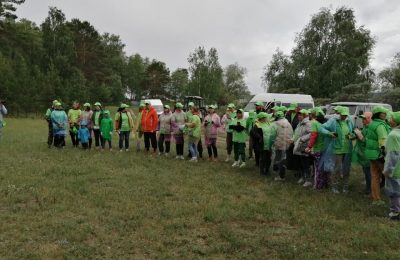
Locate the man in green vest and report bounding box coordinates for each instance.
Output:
[365,106,391,205]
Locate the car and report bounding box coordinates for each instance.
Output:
[141,99,164,116]
[327,102,393,129]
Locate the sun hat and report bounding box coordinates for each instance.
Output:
[372,106,388,115]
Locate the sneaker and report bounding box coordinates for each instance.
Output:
[303,181,312,187]
[109,148,113,152]
[372,200,385,206]
[342,188,349,194]
[331,188,340,194]
[213,158,218,162]
[125,149,129,152]
[297,178,304,184]
[225,155,231,162]
[119,149,123,152]
[239,162,246,168]
[164,153,169,157]
[180,155,185,160]
[388,212,400,220]
[232,161,239,167]
[274,177,285,182]
[175,155,180,159]
[189,157,198,163]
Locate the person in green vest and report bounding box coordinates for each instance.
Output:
[115,104,135,152]
[135,103,145,152]
[100,110,113,151]
[92,102,104,149]
[230,109,248,168]
[353,112,373,195]
[222,103,237,162]
[185,106,201,162]
[253,112,277,175]
[383,111,400,220]
[45,100,58,148]
[186,101,203,159]
[68,101,82,148]
[320,106,354,193]
[365,106,391,205]
[246,110,256,160]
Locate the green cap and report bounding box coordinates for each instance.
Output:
[271,105,279,111]
[94,102,101,106]
[54,101,62,106]
[288,102,298,111]
[227,103,235,109]
[144,100,151,105]
[257,112,268,119]
[175,102,183,108]
[52,100,59,105]
[120,103,129,109]
[372,106,388,115]
[255,101,264,107]
[188,102,195,107]
[164,105,170,109]
[312,107,325,116]
[392,111,400,124]
[237,108,244,113]
[208,104,216,109]
[275,111,284,118]
[139,103,145,108]
[299,109,309,115]
[334,105,344,112]
[103,110,110,115]
[279,106,288,113]
[338,107,350,116]
[83,103,91,107]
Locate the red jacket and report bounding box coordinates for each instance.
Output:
[141,106,158,132]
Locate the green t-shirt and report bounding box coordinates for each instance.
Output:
[68,109,81,124]
[189,114,201,139]
[232,118,247,143]
[311,120,324,152]
[120,113,130,131]
[335,120,350,154]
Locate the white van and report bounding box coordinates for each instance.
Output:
[244,93,315,111]
[327,102,393,129]
[141,99,164,116]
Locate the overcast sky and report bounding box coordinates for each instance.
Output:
[16,0,400,93]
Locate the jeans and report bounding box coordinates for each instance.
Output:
[189,141,198,158]
[233,142,246,162]
[158,134,171,153]
[260,150,272,176]
[273,149,287,178]
[119,131,130,150]
[144,132,157,151]
[362,166,371,194]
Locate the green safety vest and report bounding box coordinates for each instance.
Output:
[365,119,391,160]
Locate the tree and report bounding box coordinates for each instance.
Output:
[143,60,170,98]
[125,54,148,100]
[262,7,375,100]
[0,0,25,21]
[222,63,251,104]
[169,68,189,101]
[188,46,223,103]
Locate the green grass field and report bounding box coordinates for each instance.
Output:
[1,118,399,259]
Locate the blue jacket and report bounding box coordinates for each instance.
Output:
[78,127,90,144]
[51,110,68,136]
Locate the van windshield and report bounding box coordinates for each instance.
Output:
[154,105,164,114]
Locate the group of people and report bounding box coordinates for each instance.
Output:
[45,99,400,220]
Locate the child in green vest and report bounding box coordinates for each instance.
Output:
[230,109,248,168]
[100,110,113,151]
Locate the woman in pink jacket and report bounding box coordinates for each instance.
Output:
[204,105,221,161]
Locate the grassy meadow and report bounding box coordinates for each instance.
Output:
[1,118,400,259]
